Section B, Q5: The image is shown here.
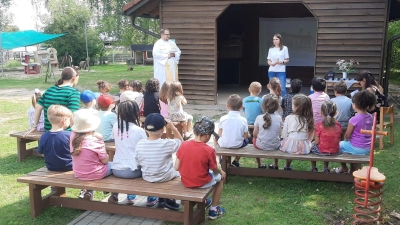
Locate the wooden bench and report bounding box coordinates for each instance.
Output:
[10,131,116,162]
[216,144,370,183]
[17,167,213,225]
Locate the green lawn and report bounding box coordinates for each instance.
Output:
[1,64,399,225]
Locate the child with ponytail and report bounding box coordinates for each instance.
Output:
[264,77,283,115]
[253,94,283,168]
[310,100,342,173]
[28,89,45,131]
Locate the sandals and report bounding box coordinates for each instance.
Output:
[268,164,279,170]
[284,166,292,171]
[258,164,267,169]
[331,167,349,174]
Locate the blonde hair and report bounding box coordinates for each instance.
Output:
[249,82,262,94]
[268,77,282,98]
[159,81,171,104]
[71,132,89,156]
[31,89,43,108]
[167,81,183,101]
[47,105,73,125]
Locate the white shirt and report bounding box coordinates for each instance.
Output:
[153,39,181,86]
[135,138,181,182]
[254,113,283,150]
[267,46,289,72]
[218,111,248,148]
[111,122,147,171]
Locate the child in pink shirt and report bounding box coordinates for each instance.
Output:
[309,78,330,124]
[70,109,112,200]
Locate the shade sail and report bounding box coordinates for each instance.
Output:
[1,30,65,50]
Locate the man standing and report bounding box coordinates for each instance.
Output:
[153,29,181,86]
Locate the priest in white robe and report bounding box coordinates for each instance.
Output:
[152,29,181,87]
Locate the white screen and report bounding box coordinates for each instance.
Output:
[259,18,317,66]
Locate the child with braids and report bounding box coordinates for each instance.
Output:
[70,109,113,201]
[280,94,314,170]
[310,100,342,173]
[333,90,376,173]
[108,100,147,204]
[253,94,283,169]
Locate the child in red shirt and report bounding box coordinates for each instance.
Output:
[310,100,342,173]
[175,116,226,220]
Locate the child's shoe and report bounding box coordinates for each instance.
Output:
[231,160,240,167]
[205,198,212,209]
[108,193,118,204]
[208,206,226,220]
[126,194,137,205]
[147,196,159,206]
[78,189,86,199]
[165,199,180,211]
[83,190,93,201]
[158,198,166,208]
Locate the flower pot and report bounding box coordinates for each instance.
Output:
[342,71,347,79]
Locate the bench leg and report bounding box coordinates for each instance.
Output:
[350,163,361,173]
[183,200,195,225]
[17,138,33,162]
[29,184,49,218]
[53,187,66,197]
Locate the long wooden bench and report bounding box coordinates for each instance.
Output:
[216,144,370,183]
[9,131,116,162]
[17,167,213,225]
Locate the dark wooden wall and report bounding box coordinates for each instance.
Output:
[160,0,388,104]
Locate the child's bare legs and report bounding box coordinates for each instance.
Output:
[311,161,317,172]
[256,158,262,167]
[323,162,330,173]
[339,163,348,172]
[285,159,292,170]
[211,180,223,207]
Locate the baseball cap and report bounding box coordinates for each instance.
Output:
[80,90,96,103]
[194,116,218,137]
[97,94,115,108]
[144,113,166,131]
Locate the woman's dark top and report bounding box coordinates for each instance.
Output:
[143,91,160,116]
[368,86,387,123]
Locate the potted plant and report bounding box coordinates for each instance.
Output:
[335,59,359,79]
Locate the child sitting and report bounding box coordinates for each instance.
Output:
[70,109,113,201]
[167,81,193,139]
[242,82,262,125]
[253,94,283,169]
[115,79,130,104]
[282,79,302,120]
[280,94,314,170]
[309,78,330,124]
[135,113,183,209]
[175,116,226,220]
[80,90,98,114]
[28,88,45,131]
[216,94,248,167]
[97,80,112,96]
[159,81,171,118]
[310,100,342,173]
[334,91,376,173]
[38,105,73,171]
[129,80,144,110]
[108,100,147,204]
[143,78,161,116]
[96,95,117,142]
[264,77,283,116]
[331,81,353,128]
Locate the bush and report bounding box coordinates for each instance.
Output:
[4,60,22,68]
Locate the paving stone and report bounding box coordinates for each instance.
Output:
[92,213,112,223]
[152,220,163,225]
[109,214,123,220]
[130,217,145,223]
[74,215,98,225]
[87,223,101,225]
[101,218,119,224]
[126,222,141,225]
[89,211,102,216]
[114,216,134,225]
[139,218,157,225]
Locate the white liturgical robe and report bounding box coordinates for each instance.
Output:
[152,39,181,86]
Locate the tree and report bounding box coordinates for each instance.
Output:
[42,0,103,65]
[0,2,19,32]
[387,20,400,74]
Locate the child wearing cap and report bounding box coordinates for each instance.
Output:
[70,109,113,201]
[96,95,117,142]
[175,116,226,220]
[80,90,98,114]
[135,113,183,209]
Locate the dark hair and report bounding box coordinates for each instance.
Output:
[145,78,160,93]
[292,94,314,132]
[227,94,242,111]
[261,94,279,129]
[118,79,129,89]
[321,100,337,128]
[117,100,141,140]
[97,80,111,93]
[356,70,372,89]
[352,90,376,111]
[167,81,183,101]
[333,80,347,95]
[130,80,144,93]
[312,78,326,92]
[159,81,171,104]
[270,33,283,50]
[56,67,78,85]
[370,74,379,86]
[290,79,302,93]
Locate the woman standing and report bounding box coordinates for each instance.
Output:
[267,33,290,96]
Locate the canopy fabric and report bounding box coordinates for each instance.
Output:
[1,30,65,50]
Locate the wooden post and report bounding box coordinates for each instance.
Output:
[29,184,48,218]
[17,138,32,162]
[183,201,194,225]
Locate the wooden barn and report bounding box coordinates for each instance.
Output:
[123,0,400,104]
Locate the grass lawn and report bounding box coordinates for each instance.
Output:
[1,64,399,225]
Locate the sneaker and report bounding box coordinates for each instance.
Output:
[284,166,293,171]
[108,193,118,204]
[205,198,212,209]
[78,189,86,199]
[126,194,137,205]
[147,196,159,206]
[83,190,93,201]
[165,199,180,211]
[231,160,240,167]
[208,206,226,220]
[158,198,166,208]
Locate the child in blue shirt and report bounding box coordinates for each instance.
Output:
[242,82,263,125]
[38,104,73,171]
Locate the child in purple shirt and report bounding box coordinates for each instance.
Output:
[309,78,330,124]
[333,90,376,173]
